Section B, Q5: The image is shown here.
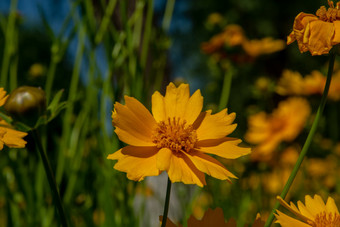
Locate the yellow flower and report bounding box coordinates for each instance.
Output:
[161,208,265,227]
[275,195,340,226]
[287,1,340,55]
[277,69,340,100]
[107,83,250,187]
[245,97,310,161]
[0,88,27,150]
[242,38,286,58]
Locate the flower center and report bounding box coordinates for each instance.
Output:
[316,1,340,22]
[152,117,197,153]
[309,212,340,227]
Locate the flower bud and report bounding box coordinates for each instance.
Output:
[4,86,46,125]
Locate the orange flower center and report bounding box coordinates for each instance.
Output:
[152,117,197,153]
[316,1,340,22]
[309,212,340,227]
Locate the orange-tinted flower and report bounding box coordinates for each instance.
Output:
[161,208,265,227]
[277,69,340,100]
[245,98,310,161]
[275,195,340,226]
[242,38,286,57]
[107,83,250,187]
[0,88,27,150]
[287,1,340,55]
[201,25,246,54]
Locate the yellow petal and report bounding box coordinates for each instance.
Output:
[183,89,203,125]
[156,148,172,171]
[167,153,206,187]
[163,83,190,120]
[0,88,8,107]
[307,20,334,55]
[325,196,339,214]
[194,109,237,140]
[111,146,160,181]
[332,21,340,44]
[275,210,310,227]
[304,195,325,217]
[197,138,251,159]
[297,200,315,220]
[151,91,166,122]
[112,96,156,146]
[0,127,27,148]
[184,150,236,181]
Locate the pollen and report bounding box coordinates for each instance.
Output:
[309,212,340,227]
[316,1,340,22]
[152,117,197,154]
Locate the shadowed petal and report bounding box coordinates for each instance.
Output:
[184,150,236,181]
[167,153,206,187]
[183,89,203,125]
[108,146,161,181]
[275,210,310,227]
[194,109,237,140]
[197,138,251,159]
[112,96,156,146]
[156,148,172,171]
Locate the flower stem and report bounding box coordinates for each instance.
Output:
[161,176,172,227]
[31,129,69,227]
[264,53,335,227]
[218,67,233,111]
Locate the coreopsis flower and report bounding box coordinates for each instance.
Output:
[245,97,311,161]
[107,83,250,187]
[161,208,265,227]
[287,1,340,55]
[242,38,286,58]
[277,69,340,100]
[201,24,246,54]
[0,88,27,150]
[275,195,340,226]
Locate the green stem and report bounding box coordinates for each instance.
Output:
[264,53,335,227]
[45,55,58,104]
[0,0,18,89]
[218,67,233,111]
[141,0,154,68]
[31,129,69,227]
[95,0,117,45]
[162,0,175,32]
[161,177,172,227]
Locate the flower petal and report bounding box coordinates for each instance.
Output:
[197,138,251,159]
[0,127,27,148]
[183,89,203,125]
[297,200,314,220]
[184,150,236,181]
[164,83,190,120]
[275,210,310,227]
[108,146,161,181]
[112,96,156,146]
[167,153,206,187]
[332,21,340,44]
[307,20,334,55]
[325,196,339,214]
[0,88,9,107]
[152,91,166,122]
[194,109,237,140]
[304,195,325,217]
[156,148,172,171]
